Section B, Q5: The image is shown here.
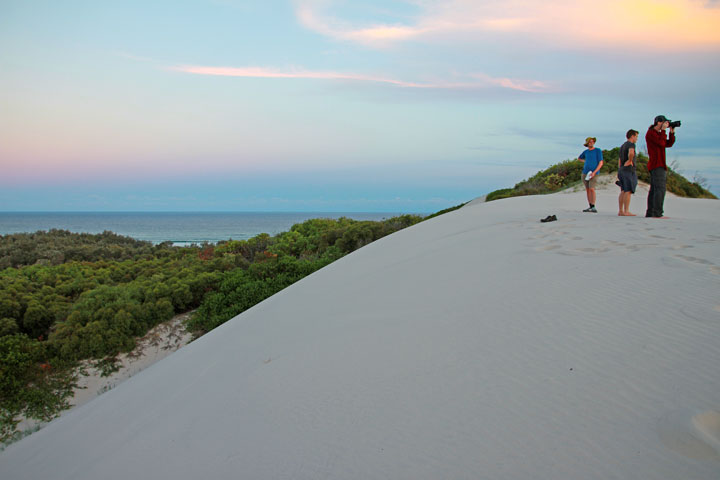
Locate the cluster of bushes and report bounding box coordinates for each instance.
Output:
[0,254,227,346]
[0,238,232,440]
[0,334,76,436]
[0,229,164,269]
[0,214,425,441]
[187,215,423,333]
[486,149,716,201]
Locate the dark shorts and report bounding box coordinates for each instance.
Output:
[617,169,638,193]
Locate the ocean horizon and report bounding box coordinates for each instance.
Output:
[0,211,421,246]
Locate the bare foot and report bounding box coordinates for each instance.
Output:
[626,213,636,216]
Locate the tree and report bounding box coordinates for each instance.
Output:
[22,301,53,340]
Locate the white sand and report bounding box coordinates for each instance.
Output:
[13,312,194,434]
[2,182,719,479]
[70,311,194,409]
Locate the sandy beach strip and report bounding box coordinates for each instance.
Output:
[12,312,194,436]
[70,311,194,409]
[1,181,719,479]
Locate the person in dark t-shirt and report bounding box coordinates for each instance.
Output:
[617,129,639,216]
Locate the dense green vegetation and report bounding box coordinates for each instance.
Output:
[0,230,161,269]
[188,215,421,333]
[0,236,226,441]
[0,214,424,442]
[486,148,717,201]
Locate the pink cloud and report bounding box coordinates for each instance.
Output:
[294,0,720,50]
[171,65,551,93]
[171,65,419,86]
[293,0,537,47]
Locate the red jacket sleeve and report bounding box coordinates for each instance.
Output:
[646,129,675,149]
[666,131,675,148]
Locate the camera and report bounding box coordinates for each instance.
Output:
[669,120,681,128]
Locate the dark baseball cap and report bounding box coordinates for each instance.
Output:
[654,115,670,124]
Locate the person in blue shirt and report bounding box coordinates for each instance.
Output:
[578,136,604,213]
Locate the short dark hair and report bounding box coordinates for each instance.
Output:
[626,129,639,139]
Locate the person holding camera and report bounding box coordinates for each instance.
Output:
[578,136,604,212]
[645,115,678,218]
[618,129,639,216]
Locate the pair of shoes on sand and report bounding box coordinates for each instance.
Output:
[541,215,557,223]
[583,206,598,213]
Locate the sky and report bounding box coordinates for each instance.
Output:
[1,0,719,212]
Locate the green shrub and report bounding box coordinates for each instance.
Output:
[0,318,19,337]
[543,173,563,191]
[486,150,716,201]
[485,188,515,202]
[423,203,466,220]
[0,334,74,442]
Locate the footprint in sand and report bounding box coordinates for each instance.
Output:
[576,247,610,254]
[694,411,720,452]
[529,233,551,240]
[623,243,661,253]
[536,244,561,252]
[658,409,720,462]
[674,255,715,266]
[601,240,626,247]
[627,243,660,251]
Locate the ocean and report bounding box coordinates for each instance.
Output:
[0,212,412,246]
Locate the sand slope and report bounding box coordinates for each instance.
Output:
[2,187,719,479]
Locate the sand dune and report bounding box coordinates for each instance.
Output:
[1,185,719,479]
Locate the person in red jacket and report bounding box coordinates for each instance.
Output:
[645,115,676,218]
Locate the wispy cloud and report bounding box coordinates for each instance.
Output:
[293,0,530,46]
[294,0,720,49]
[171,65,551,93]
[466,73,548,93]
[171,65,422,87]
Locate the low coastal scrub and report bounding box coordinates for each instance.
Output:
[0,229,160,270]
[486,149,716,201]
[187,215,422,333]
[0,214,425,441]
[423,203,467,221]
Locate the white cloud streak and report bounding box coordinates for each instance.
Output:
[171,65,551,93]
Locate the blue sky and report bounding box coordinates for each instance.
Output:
[1,0,719,212]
